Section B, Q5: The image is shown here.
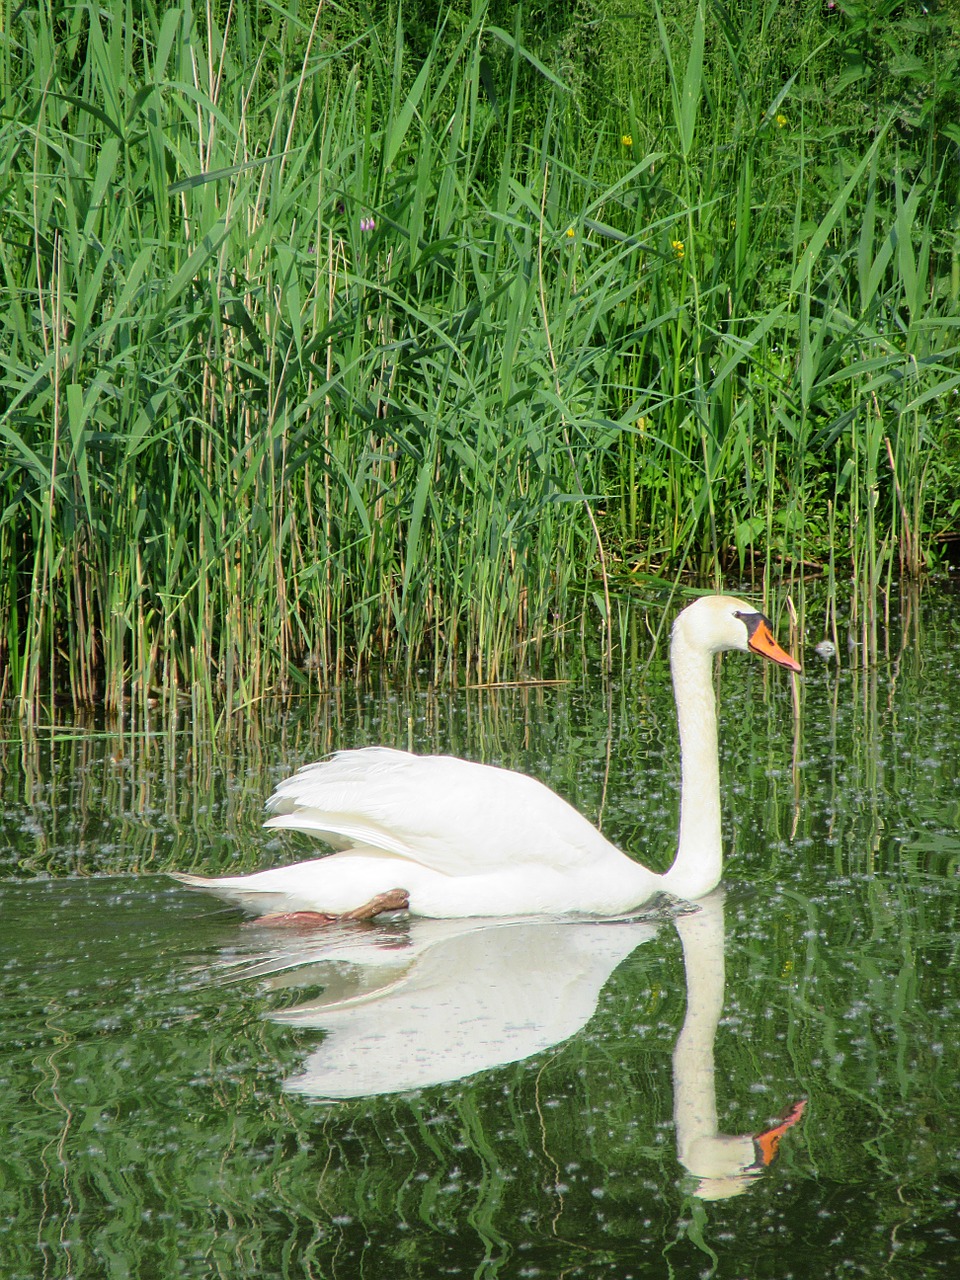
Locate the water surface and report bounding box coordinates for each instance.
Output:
[2,589,959,1277]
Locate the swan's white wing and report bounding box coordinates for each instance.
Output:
[264,747,622,877]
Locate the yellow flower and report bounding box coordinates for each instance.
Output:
[775,113,787,128]
[565,226,576,238]
[621,133,633,147]
[671,239,685,260]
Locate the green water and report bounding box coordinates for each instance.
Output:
[2,589,959,1278]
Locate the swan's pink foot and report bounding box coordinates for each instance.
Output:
[342,888,410,920]
[247,910,340,928]
[247,888,410,929]
[753,1098,807,1167]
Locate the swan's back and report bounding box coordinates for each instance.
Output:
[264,747,623,877]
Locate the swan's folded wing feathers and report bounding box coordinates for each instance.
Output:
[264,813,416,859]
[263,747,619,878]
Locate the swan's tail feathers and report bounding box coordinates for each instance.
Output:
[170,857,419,918]
[752,1098,807,1168]
[169,871,288,916]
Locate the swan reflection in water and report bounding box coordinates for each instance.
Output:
[219,892,804,1201]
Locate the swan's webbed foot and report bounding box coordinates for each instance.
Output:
[246,910,340,928]
[247,888,410,929]
[342,887,410,920]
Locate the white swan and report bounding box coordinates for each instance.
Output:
[172,595,799,919]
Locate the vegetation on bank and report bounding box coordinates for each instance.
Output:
[1,0,958,708]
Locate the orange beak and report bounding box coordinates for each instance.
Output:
[748,618,801,672]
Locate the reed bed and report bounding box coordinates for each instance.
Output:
[1,0,957,710]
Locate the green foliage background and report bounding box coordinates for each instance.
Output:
[2,0,959,707]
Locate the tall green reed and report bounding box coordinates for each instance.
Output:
[0,0,957,712]
[0,1,602,709]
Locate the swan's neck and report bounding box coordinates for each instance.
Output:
[661,632,723,900]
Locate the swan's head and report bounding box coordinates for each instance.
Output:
[672,595,801,671]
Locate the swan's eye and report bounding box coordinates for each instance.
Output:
[733,609,766,637]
